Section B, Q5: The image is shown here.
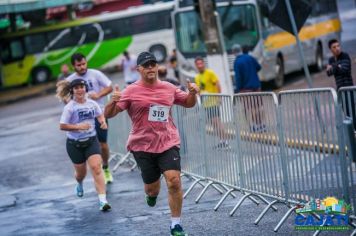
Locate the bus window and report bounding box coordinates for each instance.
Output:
[2,40,25,63]
[78,24,100,44]
[317,0,338,15]
[129,10,171,35]
[175,11,206,54]
[11,40,25,60]
[47,29,77,50]
[1,43,11,63]
[24,34,47,54]
[218,4,259,51]
[101,18,126,39]
[175,4,259,55]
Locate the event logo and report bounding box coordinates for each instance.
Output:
[295,197,351,231]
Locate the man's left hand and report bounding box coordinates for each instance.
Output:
[187,79,199,95]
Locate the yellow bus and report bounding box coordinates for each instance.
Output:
[173,0,341,88]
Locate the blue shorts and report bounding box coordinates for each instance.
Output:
[95,118,108,143]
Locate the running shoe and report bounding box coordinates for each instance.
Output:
[76,183,84,198]
[145,195,157,207]
[170,224,187,236]
[103,168,113,184]
[99,201,111,212]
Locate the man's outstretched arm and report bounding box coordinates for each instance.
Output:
[104,85,123,118]
[183,80,199,108]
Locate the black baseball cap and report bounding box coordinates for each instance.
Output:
[137,51,157,66]
[70,78,87,88]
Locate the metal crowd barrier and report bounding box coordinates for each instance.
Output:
[108,110,136,171]
[339,87,356,220]
[172,88,356,234]
[108,86,356,234]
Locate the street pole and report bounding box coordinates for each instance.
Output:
[284,0,313,88]
[197,0,234,95]
[284,0,327,134]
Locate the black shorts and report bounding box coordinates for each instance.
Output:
[95,118,108,143]
[205,106,220,119]
[132,146,181,184]
[66,136,101,164]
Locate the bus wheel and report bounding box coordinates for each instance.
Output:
[273,57,284,88]
[314,44,323,72]
[149,44,167,63]
[32,67,51,84]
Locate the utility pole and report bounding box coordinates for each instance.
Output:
[196,0,233,95]
[284,0,313,88]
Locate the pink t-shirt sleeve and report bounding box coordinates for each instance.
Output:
[174,88,189,106]
[116,88,130,111]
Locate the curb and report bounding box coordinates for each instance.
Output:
[0,82,56,106]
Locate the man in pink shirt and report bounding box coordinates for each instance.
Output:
[105,52,199,236]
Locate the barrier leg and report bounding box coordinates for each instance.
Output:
[211,183,224,195]
[183,178,204,199]
[220,184,237,198]
[129,158,137,171]
[109,152,118,163]
[191,176,206,188]
[254,200,278,225]
[273,205,297,232]
[112,152,131,172]
[229,193,252,217]
[214,188,236,211]
[195,181,214,203]
[247,195,260,206]
[255,195,278,211]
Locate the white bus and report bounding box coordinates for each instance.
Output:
[173,0,341,88]
[0,1,175,88]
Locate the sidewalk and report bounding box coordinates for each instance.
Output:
[0,82,56,106]
[0,165,351,235]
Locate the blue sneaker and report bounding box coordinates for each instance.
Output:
[99,201,111,212]
[171,224,187,236]
[76,183,84,198]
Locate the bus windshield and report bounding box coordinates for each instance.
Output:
[175,4,259,55]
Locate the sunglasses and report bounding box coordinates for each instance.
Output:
[141,61,157,69]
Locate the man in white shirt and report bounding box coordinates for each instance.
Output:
[120,51,140,85]
[66,53,114,184]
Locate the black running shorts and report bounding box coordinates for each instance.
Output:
[132,146,181,184]
[95,118,108,143]
[66,136,101,164]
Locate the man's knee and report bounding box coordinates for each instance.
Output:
[145,181,160,196]
[166,174,181,192]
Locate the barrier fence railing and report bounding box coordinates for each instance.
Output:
[108,86,356,234]
[108,111,136,171]
[339,87,356,219]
